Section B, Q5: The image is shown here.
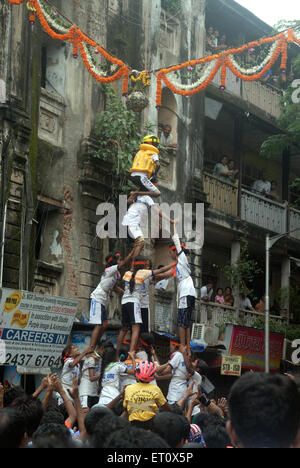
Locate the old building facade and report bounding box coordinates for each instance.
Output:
[0,0,299,343]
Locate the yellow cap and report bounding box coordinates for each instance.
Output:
[142,135,160,146]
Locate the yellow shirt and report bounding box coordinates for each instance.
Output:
[123,382,167,422]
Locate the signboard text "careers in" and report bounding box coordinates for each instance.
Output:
[0,288,78,369]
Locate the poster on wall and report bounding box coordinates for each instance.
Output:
[0,288,78,370]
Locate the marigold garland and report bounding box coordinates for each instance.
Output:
[6,0,300,107]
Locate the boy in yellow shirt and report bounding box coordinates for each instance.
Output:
[123,361,171,430]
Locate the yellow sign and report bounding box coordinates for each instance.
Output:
[221,355,242,377]
[4,291,22,313]
[10,310,30,329]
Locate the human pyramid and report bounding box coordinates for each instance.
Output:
[88,133,197,356]
[59,134,199,415]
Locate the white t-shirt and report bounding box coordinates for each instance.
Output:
[167,351,189,403]
[90,265,120,305]
[122,270,153,305]
[200,286,213,300]
[60,358,81,401]
[140,274,153,308]
[119,360,137,390]
[98,362,128,405]
[188,371,202,416]
[160,133,173,146]
[122,195,155,228]
[155,279,169,291]
[252,180,271,195]
[79,356,101,397]
[240,297,252,310]
[172,234,196,302]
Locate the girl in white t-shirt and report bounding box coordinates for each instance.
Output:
[156,339,189,405]
[97,346,136,406]
[117,257,175,355]
[169,229,197,352]
[89,249,134,350]
[58,344,91,405]
[79,344,103,409]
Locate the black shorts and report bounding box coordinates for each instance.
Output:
[177,296,196,328]
[121,302,143,329]
[130,174,158,193]
[140,307,150,333]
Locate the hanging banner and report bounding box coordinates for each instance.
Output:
[0,288,78,369]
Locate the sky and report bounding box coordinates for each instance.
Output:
[235,0,298,28]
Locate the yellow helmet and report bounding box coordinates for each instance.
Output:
[142,135,160,146]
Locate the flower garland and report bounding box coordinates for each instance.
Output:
[227,40,278,75]
[38,0,70,34]
[166,59,219,91]
[156,55,222,106]
[8,0,130,89]
[6,1,300,107]
[225,36,285,82]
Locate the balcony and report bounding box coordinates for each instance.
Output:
[241,189,288,234]
[211,68,283,120]
[195,301,287,330]
[204,172,299,239]
[203,172,238,217]
[289,207,300,241]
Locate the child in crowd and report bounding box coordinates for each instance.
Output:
[156,339,191,405]
[118,343,139,391]
[79,343,104,409]
[169,225,197,351]
[123,361,171,430]
[97,346,136,407]
[117,256,175,355]
[215,288,225,304]
[59,344,91,405]
[89,249,134,350]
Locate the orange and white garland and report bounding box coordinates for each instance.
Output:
[8,0,130,94]
[6,0,300,108]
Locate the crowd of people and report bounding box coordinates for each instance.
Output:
[1,354,300,449]
[1,133,297,450]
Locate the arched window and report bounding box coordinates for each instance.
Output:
[158,87,178,145]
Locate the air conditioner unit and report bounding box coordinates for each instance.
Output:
[191,323,219,347]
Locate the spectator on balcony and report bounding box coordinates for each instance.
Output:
[255,295,266,314]
[215,288,225,304]
[201,283,213,302]
[267,181,280,202]
[224,287,234,307]
[213,156,238,183]
[239,292,254,311]
[251,171,271,197]
[160,124,177,149]
[158,123,164,140]
[205,26,215,54]
[226,160,239,184]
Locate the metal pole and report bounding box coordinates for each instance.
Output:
[265,234,270,373]
[0,200,8,288]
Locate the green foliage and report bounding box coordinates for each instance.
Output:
[223,232,262,298]
[91,85,154,199]
[290,178,300,209]
[251,316,300,342]
[161,0,181,15]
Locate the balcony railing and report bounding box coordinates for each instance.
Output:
[211,68,283,119]
[241,189,288,234]
[195,301,287,330]
[203,172,238,217]
[289,207,300,241]
[203,174,300,240]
